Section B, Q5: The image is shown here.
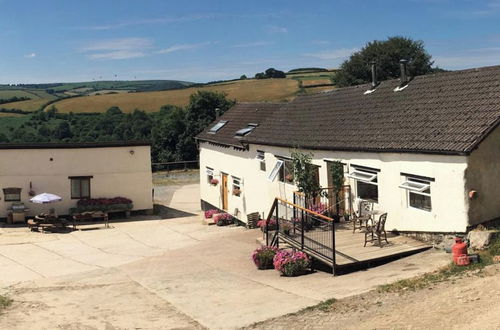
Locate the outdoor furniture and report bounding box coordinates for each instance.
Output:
[72,211,109,229]
[352,201,373,233]
[364,213,389,247]
[28,215,68,232]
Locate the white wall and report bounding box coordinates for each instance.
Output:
[200,142,469,232]
[465,126,500,225]
[0,145,153,218]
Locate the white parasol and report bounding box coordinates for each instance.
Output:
[30,193,62,204]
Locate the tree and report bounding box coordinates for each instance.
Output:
[240,74,247,80]
[329,161,344,221]
[332,36,435,87]
[291,150,321,208]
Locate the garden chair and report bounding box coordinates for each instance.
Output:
[364,213,389,247]
[352,201,372,233]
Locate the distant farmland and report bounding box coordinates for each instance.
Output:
[47,78,300,113]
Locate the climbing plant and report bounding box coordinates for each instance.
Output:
[291,150,321,207]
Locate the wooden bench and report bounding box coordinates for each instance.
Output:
[27,218,68,233]
[72,212,109,229]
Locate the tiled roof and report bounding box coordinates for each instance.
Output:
[195,102,281,149]
[198,65,500,155]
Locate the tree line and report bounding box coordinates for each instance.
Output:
[0,91,235,163]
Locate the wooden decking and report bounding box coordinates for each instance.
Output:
[278,223,431,270]
[333,224,431,267]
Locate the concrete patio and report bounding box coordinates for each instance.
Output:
[0,183,450,329]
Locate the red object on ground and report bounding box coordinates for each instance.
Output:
[452,237,468,265]
[456,254,470,266]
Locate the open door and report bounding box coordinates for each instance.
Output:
[221,173,228,210]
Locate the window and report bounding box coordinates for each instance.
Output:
[278,159,294,183]
[256,150,266,171]
[232,177,241,196]
[348,167,378,202]
[69,176,91,199]
[235,123,258,137]
[206,167,214,183]
[209,120,227,133]
[3,187,21,202]
[268,160,283,182]
[400,176,432,211]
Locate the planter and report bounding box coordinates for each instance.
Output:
[252,246,279,270]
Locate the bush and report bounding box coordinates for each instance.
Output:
[252,246,279,269]
[273,250,310,276]
[214,213,233,226]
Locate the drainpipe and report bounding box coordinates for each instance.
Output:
[370,61,378,88]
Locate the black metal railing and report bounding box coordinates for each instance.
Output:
[265,197,337,275]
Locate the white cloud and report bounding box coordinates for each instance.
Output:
[156,42,211,54]
[304,48,357,60]
[80,38,153,60]
[24,53,36,58]
[82,14,218,30]
[311,40,330,45]
[232,41,273,48]
[265,25,288,34]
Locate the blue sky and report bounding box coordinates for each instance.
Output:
[1,0,500,83]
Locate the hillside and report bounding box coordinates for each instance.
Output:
[43,78,300,113]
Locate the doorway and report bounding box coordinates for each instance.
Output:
[221,173,228,210]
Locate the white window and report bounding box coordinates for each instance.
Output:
[206,167,214,183]
[209,120,227,133]
[400,176,432,211]
[232,177,241,196]
[278,159,295,183]
[348,167,378,202]
[256,150,266,171]
[268,160,283,182]
[3,187,21,202]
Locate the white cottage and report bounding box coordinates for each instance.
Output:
[196,64,500,234]
[0,141,154,220]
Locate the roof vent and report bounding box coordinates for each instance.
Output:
[399,59,408,86]
[370,61,378,88]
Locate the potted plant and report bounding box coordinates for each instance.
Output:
[215,213,233,226]
[252,246,279,270]
[204,209,218,219]
[330,161,344,223]
[273,250,310,277]
[210,178,219,186]
[233,188,241,196]
[257,217,277,233]
[281,221,293,235]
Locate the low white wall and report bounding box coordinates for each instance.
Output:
[200,142,469,232]
[0,145,153,218]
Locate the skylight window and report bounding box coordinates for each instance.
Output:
[209,120,227,133]
[235,123,258,137]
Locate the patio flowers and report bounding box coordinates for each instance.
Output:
[204,209,218,219]
[214,212,233,226]
[252,246,279,270]
[210,178,219,186]
[273,250,310,277]
[257,217,277,232]
[75,197,133,212]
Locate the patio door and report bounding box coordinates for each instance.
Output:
[221,173,228,210]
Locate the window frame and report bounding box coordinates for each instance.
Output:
[232,176,241,196]
[3,187,22,202]
[206,167,214,184]
[256,150,266,171]
[69,176,92,199]
[401,176,432,212]
[268,160,283,182]
[278,159,294,184]
[348,167,379,202]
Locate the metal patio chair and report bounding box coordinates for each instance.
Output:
[364,213,389,247]
[352,200,372,233]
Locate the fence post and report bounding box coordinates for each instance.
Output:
[275,202,279,249]
[301,209,304,250]
[331,220,336,276]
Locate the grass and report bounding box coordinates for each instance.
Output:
[0,98,50,111]
[46,78,300,113]
[0,295,12,311]
[0,90,36,99]
[378,235,500,293]
[302,298,337,312]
